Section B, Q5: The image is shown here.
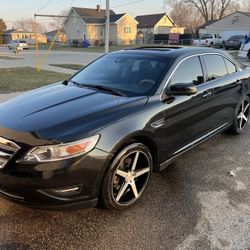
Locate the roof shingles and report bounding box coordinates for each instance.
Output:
[135,13,172,28]
[72,7,119,24]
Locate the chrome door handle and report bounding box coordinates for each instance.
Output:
[202,91,213,98]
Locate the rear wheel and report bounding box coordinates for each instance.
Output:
[101,143,152,210]
[228,95,250,134]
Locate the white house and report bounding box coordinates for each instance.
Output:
[64,5,138,46]
[199,11,250,40]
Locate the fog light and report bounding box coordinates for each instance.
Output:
[50,185,82,196]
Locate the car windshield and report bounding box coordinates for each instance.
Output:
[70,53,170,96]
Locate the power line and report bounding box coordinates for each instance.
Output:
[36,0,54,13]
[111,0,144,8]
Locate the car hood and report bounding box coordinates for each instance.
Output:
[0,83,148,141]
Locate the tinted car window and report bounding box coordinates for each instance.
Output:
[201,34,213,39]
[203,55,227,81]
[71,53,170,96]
[224,58,237,74]
[169,56,204,86]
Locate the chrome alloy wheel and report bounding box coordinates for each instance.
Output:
[112,150,151,205]
[237,99,249,131]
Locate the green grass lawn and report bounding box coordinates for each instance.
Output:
[50,64,84,70]
[0,67,71,93]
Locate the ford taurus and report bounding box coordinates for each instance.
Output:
[0,47,250,210]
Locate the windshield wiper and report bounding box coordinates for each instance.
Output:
[69,80,126,96]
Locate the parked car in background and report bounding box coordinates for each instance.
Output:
[0,47,250,211]
[7,40,28,50]
[193,34,224,48]
[238,38,250,61]
[225,35,245,50]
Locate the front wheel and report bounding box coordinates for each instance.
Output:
[228,95,250,134]
[101,143,153,210]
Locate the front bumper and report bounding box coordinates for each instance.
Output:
[0,144,110,209]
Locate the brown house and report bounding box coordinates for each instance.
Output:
[64,5,138,46]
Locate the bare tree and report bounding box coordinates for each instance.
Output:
[0,18,7,44]
[13,18,46,34]
[240,0,250,12]
[48,9,69,31]
[164,0,241,23]
[166,0,203,32]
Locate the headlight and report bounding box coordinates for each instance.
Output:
[21,135,100,162]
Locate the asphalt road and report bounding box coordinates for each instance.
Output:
[0,94,249,250]
[0,46,101,74]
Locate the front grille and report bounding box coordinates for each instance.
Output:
[0,137,20,169]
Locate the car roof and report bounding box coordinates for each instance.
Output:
[110,46,230,60]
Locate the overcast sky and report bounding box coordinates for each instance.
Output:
[0,0,167,28]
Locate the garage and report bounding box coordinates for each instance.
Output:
[199,11,250,40]
[221,30,250,40]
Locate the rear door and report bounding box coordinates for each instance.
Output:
[201,54,242,128]
[161,55,216,159]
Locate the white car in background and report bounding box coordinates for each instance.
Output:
[238,38,250,61]
[193,33,224,48]
[7,40,28,50]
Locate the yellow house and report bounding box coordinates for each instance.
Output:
[64,6,138,46]
[135,13,185,43]
[3,28,47,44]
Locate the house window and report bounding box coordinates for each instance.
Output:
[124,27,132,34]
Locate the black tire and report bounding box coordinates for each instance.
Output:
[210,42,213,48]
[228,95,250,135]
[225,46,229,50]
[101,143,153,211]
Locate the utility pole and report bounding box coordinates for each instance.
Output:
[105,0,110,53]
[34,14,39,72]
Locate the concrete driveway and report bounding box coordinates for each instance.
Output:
[0,93,249,250]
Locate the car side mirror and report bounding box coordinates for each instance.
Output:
[165,83,197,96]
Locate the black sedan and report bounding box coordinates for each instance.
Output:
[0,47,250,210]
[225,35,245,50]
